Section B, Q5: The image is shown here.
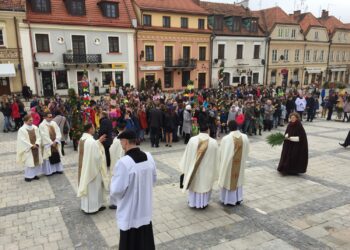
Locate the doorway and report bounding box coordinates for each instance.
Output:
[77,71,88,96]
[0,77,11,95]
[145,74,155,89]
[198,73,206,89]
[42,71,53,97]
[115,72,123,86]
[182,71,190,87]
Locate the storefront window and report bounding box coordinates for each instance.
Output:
[55,71,68,89]
[102,71,113,86]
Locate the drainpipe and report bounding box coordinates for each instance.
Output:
[27,21,39,95]
[301,42,307,88]
[326,38,332,83]
[14,17,24,89]
[135,29,139,89]
[209,34,214,88]
[264,37,270,86]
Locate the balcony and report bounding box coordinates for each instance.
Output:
[164,58,197,70]
[63,54,102,64]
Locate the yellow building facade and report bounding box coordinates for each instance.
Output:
[0,6,26,96]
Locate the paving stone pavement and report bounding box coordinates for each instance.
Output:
[0,116,350,249]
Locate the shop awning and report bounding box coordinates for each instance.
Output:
[307,69,322,74]
[99,68,125,72]
[0,64,16,77]
[330,68,347,72]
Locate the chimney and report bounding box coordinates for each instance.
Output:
[294,10,301,16]
[321,9,329,18]
[192,0,200,5]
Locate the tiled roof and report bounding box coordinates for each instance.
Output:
[291,12,323,33]
[318,15,348,34]
[200,1,249,17]
[253,7,297,33]
[140,25,211,34]
[26,0,136,28]
[0,0,25,11]
[134,0,208,15]
[199,1,265,37]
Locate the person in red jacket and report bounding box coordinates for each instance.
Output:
[11,99,21,130]
[30,107,41,126]
[138,105,148,142]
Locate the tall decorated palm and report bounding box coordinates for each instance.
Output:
[216,61,225,108]
[68,88,83,150]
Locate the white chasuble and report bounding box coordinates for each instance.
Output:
[218,131,249,190]
[179,133,219,193]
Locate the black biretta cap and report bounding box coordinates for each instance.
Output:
[117,130,137,140]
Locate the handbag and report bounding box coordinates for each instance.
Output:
[49,149,61,164]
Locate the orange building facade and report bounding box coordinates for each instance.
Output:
[133,0,212,90]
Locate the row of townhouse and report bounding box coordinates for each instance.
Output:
[1,0,350,96]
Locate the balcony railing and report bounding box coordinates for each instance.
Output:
[63,54,102,64]
[164,58,197,69]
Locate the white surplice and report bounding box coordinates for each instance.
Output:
[16,124,43,178]
[38,119,63,175]
[110,152,157,231]
[218,130,249,205]
[77,133,109,213]
[109,137,124,206]
[179,133,219,208]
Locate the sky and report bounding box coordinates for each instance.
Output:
[205,0,350,23]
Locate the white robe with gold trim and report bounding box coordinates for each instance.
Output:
[218,130,249,205]
[16,124,43,178]
[78,133,109,213]
[179,133,218,208]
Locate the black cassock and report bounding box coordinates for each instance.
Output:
[277,120,308,174]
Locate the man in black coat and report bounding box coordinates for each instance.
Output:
[148,105,163,147]
[98,111,113,167]
[306,94,316,122]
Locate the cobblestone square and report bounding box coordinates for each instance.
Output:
[0,119,349,249]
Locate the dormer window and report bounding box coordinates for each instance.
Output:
[65,0,86,16]
[31,0,51,13]
[209,15,223,31]
[99,1,119,18]
[242,18,258,33]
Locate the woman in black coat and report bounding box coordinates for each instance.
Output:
[164,107,177,147]
[277,112,308,175]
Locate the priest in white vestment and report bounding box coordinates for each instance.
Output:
[179,125,219,209]
[39,112,63,175]
[110,130,156,250]
[16,114,43,182]
[77,124,109,214]
[218,120,249,206]
[108,122,126,209]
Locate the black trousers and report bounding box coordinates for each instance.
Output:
[297,111,304,121]
[184,133,191,144]
[104,145,111,167]
[327,107,333,120]
[263,120,272,131]
[119,223,155,250]
[150,127,160,146]
[307,109,315,121]
[343,131,350,147]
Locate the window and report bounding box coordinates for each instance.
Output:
[164,71,173,88]
[253,45,260,59]
[232,16,241,32]
[66,0,85,16]
[236,44,243,59]
[330,51,334,62]
[315,31,319,40]
[305,50,310,61]
[181,17,188,29]
[101,3,119,18]
[145,45,154,61]
[163,16,171,28]
[295,49,300,62]
[291,29,296,38]
[253,73,259,84]
[251,19,258,32]
[182,71,190,87]
[272,49,277,62]
[198,19,205,29]
[165,46,173,65]
[218,44,225,59]
[320,50,324,61]
[336,51,340,61]
[55,71,68,89]
[108,37,119,53]
[35,34,50,52]
[102,72,113,86]
[284,49,289,61]
[342,51,346,61]
[199,47,206,61]
[143,15,151,26]
[313,50,317,62]
[32,0,51,12]
[278,28,283,37]
[0,30,3,46]
[214,15,224,30]
[285,29,290,38]
[271,70,276,84]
